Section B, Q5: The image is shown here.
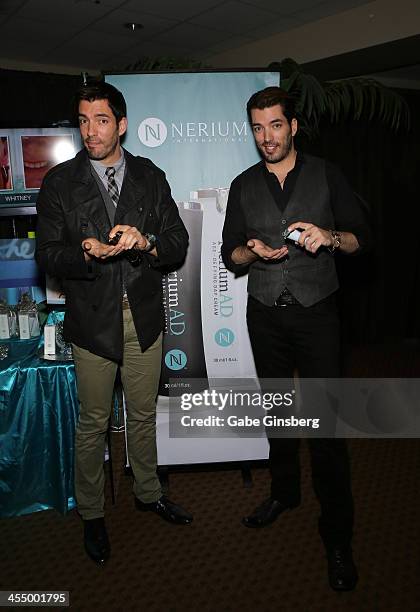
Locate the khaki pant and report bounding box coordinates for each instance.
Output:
[73,308,162,520]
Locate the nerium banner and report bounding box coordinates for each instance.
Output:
[106,72,280,399]
[168,378,420,438]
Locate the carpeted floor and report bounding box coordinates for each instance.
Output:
[1,437,419,611]
[1,342,420,611]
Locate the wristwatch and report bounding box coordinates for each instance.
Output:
[142,233,157,253]
[328,230,341,254]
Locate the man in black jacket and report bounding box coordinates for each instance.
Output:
[36,82,192,565]
[222,87,371,591]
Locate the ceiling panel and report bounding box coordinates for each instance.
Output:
[294,0,372,22]
[13,0,112,26]
[45,28,137,60]
[0,0,395,73]
[0,16,81,49]
[197,34,256,59]
[0,0,27,22]
[240,0,325,13]
[157,22,232,49]
[90,8,177,38]
[189,0,277,34]
[79,0,130,7]
[123,0,223,21]
[245,15,304,40]
[242,0,372,14]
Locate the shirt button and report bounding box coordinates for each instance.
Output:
[281,219,287,225]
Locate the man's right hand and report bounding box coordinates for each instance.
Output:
[246,239,288,261]
[231,239,288,265]
[82,238,122,260]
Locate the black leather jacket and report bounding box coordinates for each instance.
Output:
[35,148,188,360]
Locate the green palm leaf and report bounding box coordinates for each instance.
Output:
[277,60,410,138]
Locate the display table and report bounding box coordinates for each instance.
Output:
[0,319,78,518]
[0,316,269,518]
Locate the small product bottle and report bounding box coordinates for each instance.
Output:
[17,292,40,338]
[0,299,10,339]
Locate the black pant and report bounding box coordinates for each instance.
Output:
[247,294,354,548]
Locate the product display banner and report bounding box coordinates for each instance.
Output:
[0,128,80,208]
[106,71,280,395]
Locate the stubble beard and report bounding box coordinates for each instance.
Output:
[84,133,119,161]
[259,132,292,164]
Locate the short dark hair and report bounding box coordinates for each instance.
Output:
[247,87,296,124]
[75,81,127,123]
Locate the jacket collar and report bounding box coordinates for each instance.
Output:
[116,148,147,218]
[68,148,147,223]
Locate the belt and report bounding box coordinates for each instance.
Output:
[122,295,130,310]
[274,289,300,307]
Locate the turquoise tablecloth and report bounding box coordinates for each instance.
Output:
[0,313,78,517]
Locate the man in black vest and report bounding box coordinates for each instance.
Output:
[36,82,193,565]
[222,87,371,591]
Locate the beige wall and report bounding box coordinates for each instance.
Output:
[208,0,420,67]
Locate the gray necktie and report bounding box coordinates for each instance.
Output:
[105,166,119,206]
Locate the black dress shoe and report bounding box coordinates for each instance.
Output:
[135,495,193,525]
[83,518,110,565]
[242,497,298,528]
[327,547,358,591]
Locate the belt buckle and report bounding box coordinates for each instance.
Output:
[274,297,287,307]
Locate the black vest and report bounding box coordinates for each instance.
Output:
[240,155,338,307]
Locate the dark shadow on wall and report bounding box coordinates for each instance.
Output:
[0,68,80,127]
[296,88,420,344]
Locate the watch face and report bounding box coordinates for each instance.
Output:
[144,233,156,251]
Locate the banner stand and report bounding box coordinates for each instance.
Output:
[106,70,279,467]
